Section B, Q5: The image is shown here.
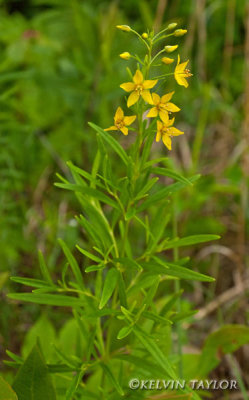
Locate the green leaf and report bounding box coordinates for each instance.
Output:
[65,369,85,400]
[162,234,220,249]
[99,268,118,309]
[150,167,192,185]
[134,177,159,201]
[22,314,56,360]
[142,258,215,282]
[100,363,124,396]
[199,325,249,376]
[38,251,54,285]
[67,161,105,189]
[8,293,84,307]
[76,245,102,263]
[0,376,17,400]
[134,327,177,380]
[58,239,84,290]
[137,175,200,212]
[117,325,133,340]
[89,122,129,166]
[10,277,51,289]
[13,343,56,400]
[55,183,119,209]
[115,354,165,377]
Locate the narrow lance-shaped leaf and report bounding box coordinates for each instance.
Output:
[150,167,192,185]
[55,183,119,209]
[89,122,129,166]
[10,277,51,289]
[38,251,54,285]
[99,268,118,309]
[134,326,177,380]
[100,362,124,396]
[8,293,84,307]
[76,245,102,263]
[142,258,215,282]
[137,175,200,213]
[58,239,84,290]
[162,234,220,250]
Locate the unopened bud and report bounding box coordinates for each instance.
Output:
[120,52,131,60]
[174,29,187,37]
[167,23,177,30]
[116,25,132,32]
[164,45,178,53]
[162,57,174,64]
[142,32,148,39]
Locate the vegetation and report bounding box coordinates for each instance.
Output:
[0,1,248,399]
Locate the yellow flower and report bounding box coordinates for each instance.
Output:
[120,70,158,107]
[120,52,131,60]
[105,107,136,136]
[162,57,174,65]
[167,22,177,30]
[116,25,131,32]
[174,29,187,37]
[156,113,184,150]
[142,32,148,39]
[164,45,178,53]
[174,55,192,88]
[147,92,180,120]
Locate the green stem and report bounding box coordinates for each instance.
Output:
[173,199,183,379]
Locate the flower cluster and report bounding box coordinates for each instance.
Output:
[105,23,192,151]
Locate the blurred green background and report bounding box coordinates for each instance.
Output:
[0,0,248,395]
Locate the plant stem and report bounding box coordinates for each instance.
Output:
[173,198,183,378]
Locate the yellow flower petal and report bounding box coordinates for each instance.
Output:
[127,91,140,107]
[161,91,174,103]
[152,92,160,105]
[162,134,172,150]
[143,79,158,89]
[177,59,189,73]
[168,117,175,127]
[133,70,143,84]
[175,75,189,88]
[114,107,124,122]
[156,131,161,142]
[165,102,180,112]
[120,82,135,92]
[141,89,152,104]
[168,127,184,136]
[120,126,129,135]
[104,126,118,131]
[157,120,163,131]
[160,112,169,124]
[123,115,136,126]
[159,109,169,121]
[147,107,158,118]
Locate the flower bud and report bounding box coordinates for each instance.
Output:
[167,22,177,30]
[162,57,174,64]
[164,45,178,53]
[116,25,131,32]
[120,52,131,60]
[174,29,187,37]
[142,32,148,39]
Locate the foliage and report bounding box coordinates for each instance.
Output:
[1,0,249,399]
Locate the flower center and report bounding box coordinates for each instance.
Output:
[162,127,171,136]
[184,69,192,77]
[135,84,144,94]
[116,119,124,129]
